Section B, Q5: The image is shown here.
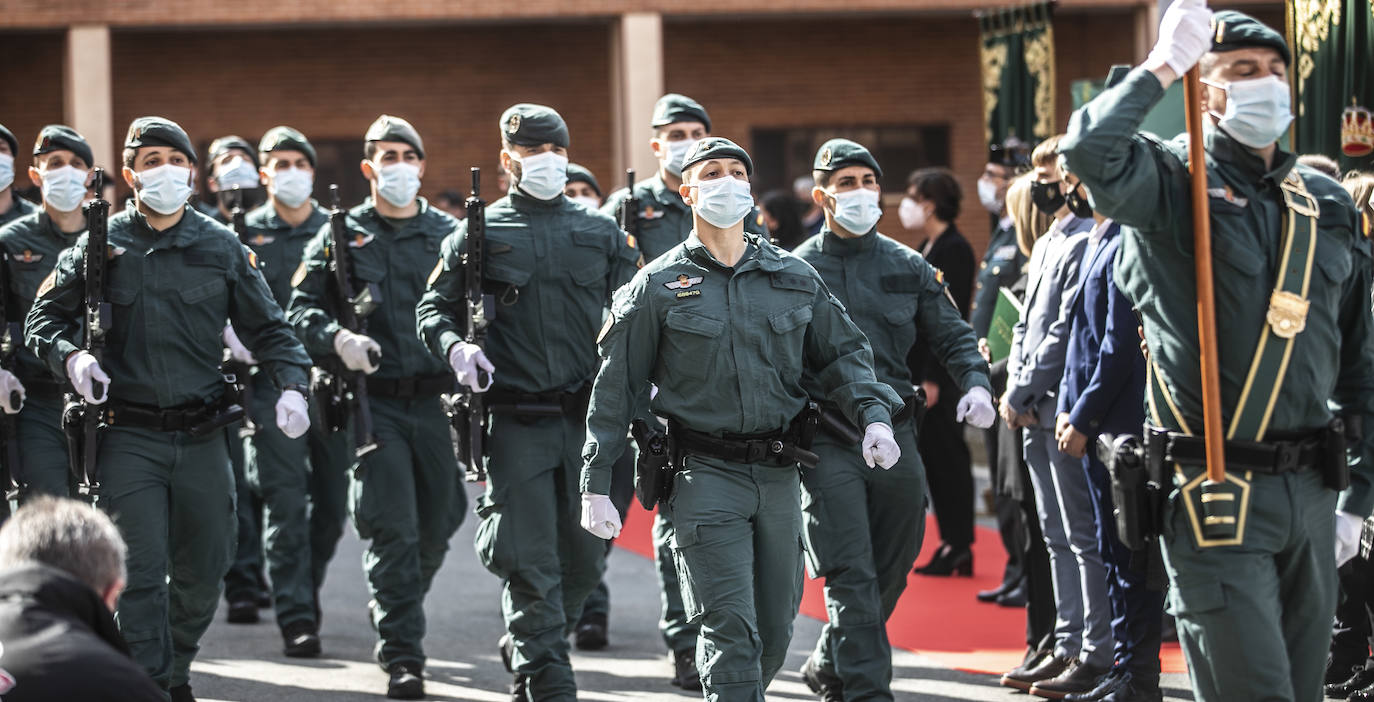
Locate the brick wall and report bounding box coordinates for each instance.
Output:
[0,31,68,185]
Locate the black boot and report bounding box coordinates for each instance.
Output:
[672,649,701,691]
[226,598,258,624]
[913,542,973,577]
[1335,668,1374,700]
[574,612,608,650]
[800,657,843,702]
[169,683,196,702]
[282,620,321,658]
[386,662,424,700]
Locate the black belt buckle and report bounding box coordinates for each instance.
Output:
[743,439,769,463]
[1273,442,1299,473]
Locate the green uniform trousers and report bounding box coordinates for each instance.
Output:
[475,412,606,702]
[1162,466,1337,702]
[14,392,71,500]
[669,455,805,702]
[350,394,465,668]
[244,376,351,629]
[800,417,925,702]
[100,424,237,690]
[654,509,698,654]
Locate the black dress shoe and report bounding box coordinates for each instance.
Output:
[672,649,701,691]
[977,578,1017,603]
[914,543,973,577]
[574,612,608,650]
[170,683,196,702]
[800,656,843,702]
[282,620,322,658]
[226,598,258,624]
[386,661,424,700]
[996,580,1028,608]
[1064,668,1128,701]
[1100,677,1162,702]
[1333,668,1374,699]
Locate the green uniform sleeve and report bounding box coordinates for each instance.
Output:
[912,257,992,395]
[804,280,902,428]
[23,238,85,380]
[415,222,468,362]
[285,225,344,360]
[1335,236,1374,517]
[228,243,310,390]
[581,275,658,496]
[1060,67,1187,233]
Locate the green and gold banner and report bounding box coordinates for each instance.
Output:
[979,2,1056,150]
[1288,0,1374,172]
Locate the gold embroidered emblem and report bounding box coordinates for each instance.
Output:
[819,148,832,167]
[1266,290,1309,339]
[507,114,521,134]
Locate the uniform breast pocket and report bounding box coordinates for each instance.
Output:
[176,277,229,343]
[1308,234,1353,332]
[568,228,611,283]
[880,301,916,351]
[766,303,813,377]
[663,308,725,381]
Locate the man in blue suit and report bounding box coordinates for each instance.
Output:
[1053,158,1162,702]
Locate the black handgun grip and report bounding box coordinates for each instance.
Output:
[8,391,19,410]
[90,380,105,402]
[476,368,490,388]
[366,349,382,367]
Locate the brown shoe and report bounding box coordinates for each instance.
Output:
[1030,660,1110,700]
[1001,652,1073,691]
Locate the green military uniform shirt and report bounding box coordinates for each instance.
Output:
[244,201,328,311]
[0,197,38,230]
[792,225,991,402]
[969,220,1026,340]
[0,212,83,385]
[289,197,454,380]
[25,207,310,406]
[602,175,767,262]
[417,190,640,394]
[581,232,902,495]
[1060,66,1374,516]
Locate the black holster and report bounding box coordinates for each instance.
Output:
[1325,416,1355,491]
[1097,431,1163,551]
[631,419,672,509]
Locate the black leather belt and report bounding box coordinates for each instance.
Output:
[669,420,819,469]
[368,374,452,398]
[818,394,920,444]
[486,385,591,417]
[102,397,241,435]
[1150,426,1326,474]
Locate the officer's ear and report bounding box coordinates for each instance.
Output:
[121,166,138,190]
[678,181,696,206]
[258,166,271,187]
[415,160,425,180]
[811,185,831,209]
[360,159,377,182]
[498,149,514,174]
[102,577,124,613]
[649,138,665,160]
[28,165,42,190]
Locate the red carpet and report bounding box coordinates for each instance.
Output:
[615,503,1186,675]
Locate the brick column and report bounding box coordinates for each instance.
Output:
[609,12,664,184]
[64,24,115,172]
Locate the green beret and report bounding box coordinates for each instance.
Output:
[208,135,256,169]
[566,163,601,196]
[125,117,197,164]
[33,125,93,168]
[500,104,569,148]
[1211,10,1290,65]
[258,125,316,167]
[0,124,16,159]
[365,114,425,159]
[681,137,753,177]
[651,94,711,132]
[813,138,882,179]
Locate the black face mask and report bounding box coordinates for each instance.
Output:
[1064,183,1094,219]
[1030,180,1066,215]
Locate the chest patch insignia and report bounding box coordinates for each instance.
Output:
[348,232,376,248]
[676,290,701,299]
[18,250,43,264]
[1207,186,1249,208]
[993,244,1018,261]
[640,206,666,220]
[249,234,276,246]
[663,274,704,290]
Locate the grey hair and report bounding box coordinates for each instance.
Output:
[0,497,127,595]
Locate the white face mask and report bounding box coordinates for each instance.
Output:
[977,177,1004,214]
[661,138,698,177]
[1205,75,1294,150]
[899,197,926,230]
[135,164,194,216]
[216,156,260,191]
[828,188,882,235]
[692,176,754,229]
[511,150,569,201]
[0,153,13,191]
[570,195,601,210]
[373,161,421,207]
[41,165,89,213]
[270,167,314,208]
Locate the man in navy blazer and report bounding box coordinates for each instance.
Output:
[1053,163,1163,702]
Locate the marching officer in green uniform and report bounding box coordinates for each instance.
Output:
[580,137,904,702]
[25,116,314,702]
[417,103,639,702]
[792,139,994,701]
[235,126,351,658]
[1061,5,1374,701]
[200,135,263,224]
[598,93,764,689]
[0,125,40,229]
[288,114,465,700]
[0,125,94,501]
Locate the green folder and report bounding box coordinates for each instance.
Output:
[986,287,1023,364]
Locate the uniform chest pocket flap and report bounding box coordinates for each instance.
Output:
[666,309,726,338]
[1315,236,1352,284]
[1209,232,1264,276]
[571,263,607,287]
[768,303,813,334]
[883,302,916,325]
[880,274,922,293]
[180,278,227,304]
[108,286,138,305]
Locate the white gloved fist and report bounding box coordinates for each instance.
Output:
[65,351,109,405]
[448,342,495,393]
[275,389,310,439]
[1148,0,1214,76]
[1336,510,1364,567]
[580,492,623,540]
[956,386,996,429]
[0,369,25,415]
[222,324,256,365]
[862,422,901,470]
[333,329,381,374]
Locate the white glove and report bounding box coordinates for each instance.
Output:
[0,370,25,415]
[580,492,623,540]
[221,324,256,365]
[448,342,495,393]
[1148,0,1214,76]
[274,389,310,439]
[955,386,996,429]
[65,351,110,405]
[1336,510,1364,567]
[862,422,901,470]
[333,329,381,374]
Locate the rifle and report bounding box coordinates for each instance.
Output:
[224,186,256,437]
[443,168,491,482]
[63,168,111,503]
[326,184,381,459]
[0,249,21,511]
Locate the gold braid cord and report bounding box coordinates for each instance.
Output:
[1290,0,1341,117]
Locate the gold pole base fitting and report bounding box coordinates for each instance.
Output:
[1199,480,1239,540]
[1180,472,1251,548]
